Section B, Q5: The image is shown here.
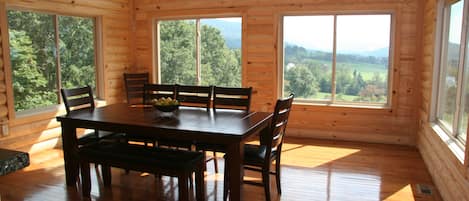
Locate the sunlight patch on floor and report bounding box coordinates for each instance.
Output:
[280,143,361,168]
[383,184,415,201]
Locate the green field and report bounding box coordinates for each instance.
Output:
[300,92,359,101]
[309,59,388,81]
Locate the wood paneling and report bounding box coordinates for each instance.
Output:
[0,0,132,153]
[417,0,469,200]
[0,138,442,201]
[133,0,421,146]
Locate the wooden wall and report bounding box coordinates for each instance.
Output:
[0,0,422,150]
[133,0,420,145]
[417,0,469,200]
[0,0,132,153]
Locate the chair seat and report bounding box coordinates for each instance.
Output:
[243,144,277,166]
[79,142,203,170]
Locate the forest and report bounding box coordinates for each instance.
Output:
[159,20,241,87]
[8,10,95,112]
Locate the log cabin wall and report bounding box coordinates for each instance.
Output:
[417,0,469,200]
[133,0,420,145]
[0,0,132,153]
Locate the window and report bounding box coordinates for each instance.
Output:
[156,17,242,87]
[434,0,468,145]
[281,14,392,106]
[7,10,97,113]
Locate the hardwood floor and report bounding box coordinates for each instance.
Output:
[0,138,442,201]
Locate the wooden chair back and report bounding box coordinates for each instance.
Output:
[124,72,149,105]
[143,84,177,105]
[61,86,95,114]
[176,85,212,108]
[263,94,294,159]
[213,86,252,112]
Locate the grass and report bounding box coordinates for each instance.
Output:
[308,59,388,81]
[306,92,359,101]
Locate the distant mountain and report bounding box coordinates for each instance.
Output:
[354,47,390,58]
[447,42,461,61]
[284,44,388,65]
[203,20,242,49]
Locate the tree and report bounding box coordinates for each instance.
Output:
[345,70,366,95]
[8,10,98,111]
[285,65,319,98]
[159,20,241,87]
[201,24,241,87]
[59,16,96,89]
[9,30,55,111]
[159,20,197,85]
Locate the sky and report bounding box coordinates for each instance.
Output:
[283,15,391,53]
[449,1,463,44]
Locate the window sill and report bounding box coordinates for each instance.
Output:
[293,100,390,110]
[430,123,465,164]
[10,100,108,126]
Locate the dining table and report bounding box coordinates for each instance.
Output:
[56,103,272,201]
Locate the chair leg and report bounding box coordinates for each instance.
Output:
[80,161,91,198]
[223,160,229,201]
[189,173,193,188]
[178,173,189,201]
[262,168,271,201]
[195,168,205,201]
[213,151,219,173]
[102,165,112,187]
[275,160,281,194]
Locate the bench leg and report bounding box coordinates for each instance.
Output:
[195,168,205,201]
[102,164,112,187]
[178,173,189,201]
[80,161,91,198]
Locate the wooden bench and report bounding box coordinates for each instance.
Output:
[78,142,205,201]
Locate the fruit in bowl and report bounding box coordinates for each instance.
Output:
[151,97,180,112]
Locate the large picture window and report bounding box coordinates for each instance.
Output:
[282,14,392,106]
[156,17,242,87]
[7,10,97,113]
[434,0,468,145]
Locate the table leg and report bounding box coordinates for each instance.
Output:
[61,124,79,186]
[226,142,244,201]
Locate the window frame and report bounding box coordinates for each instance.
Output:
[432,0,469,148]
[278,12,395,108]
[154,15,244,86]
[2,7,103,118]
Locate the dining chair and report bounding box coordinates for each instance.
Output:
[61,85,125,146]
[147,84,193,150]
[224,94,294,201]
[124,72,149,105]
[212,86,252,111]
[143,83,177,104]
[176,85,212,108]
[123,73,157,147]
[197,86,253,173]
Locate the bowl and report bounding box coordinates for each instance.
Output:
[154,104,179,112]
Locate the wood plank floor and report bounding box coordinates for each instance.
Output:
[0,138,442,201]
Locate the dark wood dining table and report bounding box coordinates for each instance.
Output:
[56,103,272,201]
